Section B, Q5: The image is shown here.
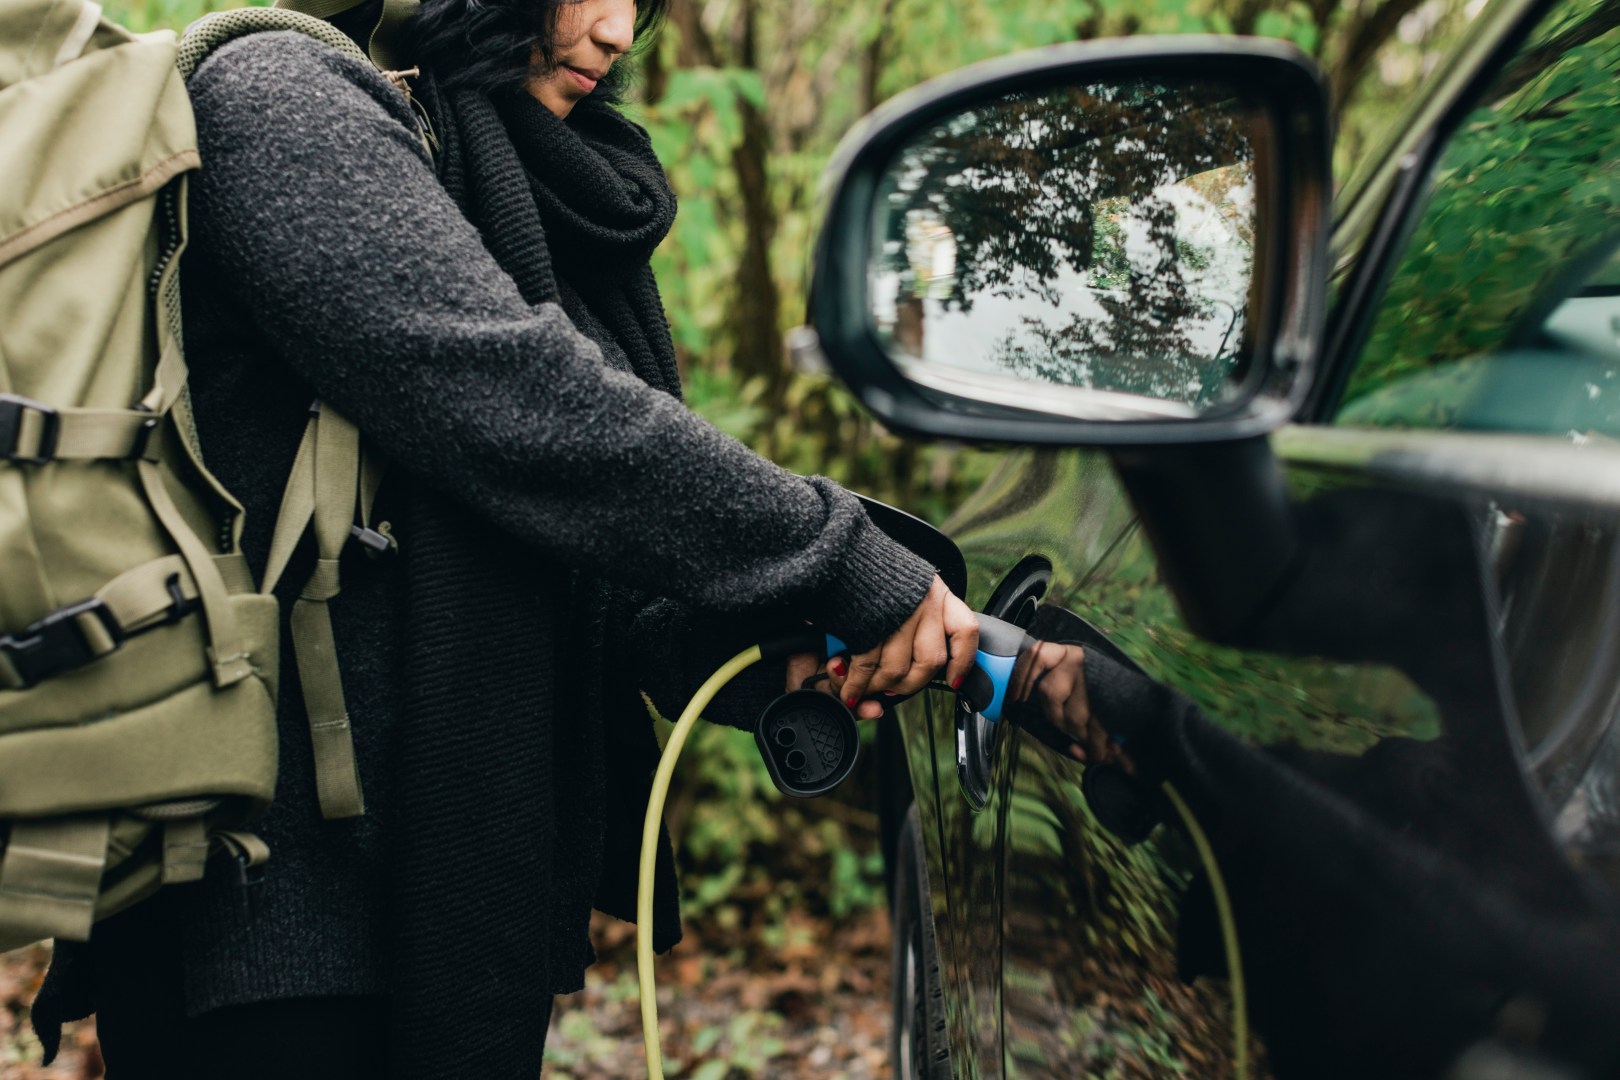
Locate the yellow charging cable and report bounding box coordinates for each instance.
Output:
[633,645,1248,1080]
[1161,779,1248,1079]
[637,644,763,1080]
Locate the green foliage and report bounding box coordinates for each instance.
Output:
[664,716,889,925]
[690,1012,787,1076]
[106,0,262,33]
[543,1009,628,1076]
[634,0,1483,522]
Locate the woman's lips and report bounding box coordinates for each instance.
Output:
[563,65,599,93]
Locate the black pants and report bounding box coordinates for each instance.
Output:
[53,901,551,1077]
[96,995,392,1080]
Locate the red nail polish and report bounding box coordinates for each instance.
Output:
[830,660,846,677]
[845,696,858,708]
[950,675,963,689]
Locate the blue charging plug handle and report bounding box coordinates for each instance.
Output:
[817,617,1031,721]
[971,614,1035,722]
[970,651,1014,721]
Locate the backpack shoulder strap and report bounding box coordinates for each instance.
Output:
[177,2,434,154]
[177,7,369,81]
[0,817,111,946]
[262,406,375,820]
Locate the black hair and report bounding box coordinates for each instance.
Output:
[406,0,666,100]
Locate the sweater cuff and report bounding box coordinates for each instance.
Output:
[807,508,937,654]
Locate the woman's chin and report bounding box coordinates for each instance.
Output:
[530,80,584,118]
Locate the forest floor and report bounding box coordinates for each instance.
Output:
[2,907,895,1080]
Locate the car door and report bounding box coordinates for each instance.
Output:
[956,443,1470,1079]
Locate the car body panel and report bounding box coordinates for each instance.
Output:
[895,425,1620,1076]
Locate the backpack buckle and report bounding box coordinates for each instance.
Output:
[0,394,61,465]
[349,523,398,559]
[0,598,124,690]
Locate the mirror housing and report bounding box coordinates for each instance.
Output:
[800,36,1332,446]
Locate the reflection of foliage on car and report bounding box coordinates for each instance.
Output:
[962,459,1439,1080]
[949,450,1443,755]
[881,80,1256,408]
[1339,0,1620,422]
[1001,772,1249,1078]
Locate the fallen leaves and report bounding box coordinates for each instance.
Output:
[542,907,893,1079]
[1,900,896,1080]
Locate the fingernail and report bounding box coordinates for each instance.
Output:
[950,676,963,689]
[830,660,846,677]
[845,696,858,708]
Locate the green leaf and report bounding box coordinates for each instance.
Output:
[729,70,767,111]
[1252,10,1294,38]
[660,68,721,112]
[692,1025,723,1055]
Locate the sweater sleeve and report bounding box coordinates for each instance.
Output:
[185,33,936,652]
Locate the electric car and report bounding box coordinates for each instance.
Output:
[796,1,1620,1076]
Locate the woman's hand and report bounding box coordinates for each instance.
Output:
[803,576,978,720]
[1007,641,1123,766]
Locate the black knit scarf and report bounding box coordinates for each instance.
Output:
[436,83,680,393]
[385,79,681,1078]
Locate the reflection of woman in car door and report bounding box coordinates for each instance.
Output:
[1009,640,1620,1079]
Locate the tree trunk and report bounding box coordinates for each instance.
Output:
[1333,0,1434,112]
[729,0,787,419]
[860,0,902,113]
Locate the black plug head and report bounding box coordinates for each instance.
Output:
[754,690,860,797]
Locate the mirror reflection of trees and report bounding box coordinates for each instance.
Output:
[871,79,1260,410]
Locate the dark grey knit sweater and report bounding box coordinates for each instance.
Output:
[74,30,934,1023]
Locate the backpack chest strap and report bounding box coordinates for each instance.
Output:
[0,395,162,464]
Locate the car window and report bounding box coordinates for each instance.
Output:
[1332,0,1620,438]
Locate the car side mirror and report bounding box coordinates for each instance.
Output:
[796,37,1333,446]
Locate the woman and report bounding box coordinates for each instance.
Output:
[31,0,978,1075]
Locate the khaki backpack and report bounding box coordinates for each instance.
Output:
[0,0,417,953]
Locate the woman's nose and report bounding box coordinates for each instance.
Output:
[593,0,635,55]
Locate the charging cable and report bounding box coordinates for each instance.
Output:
[637,645,763,1080]
[633,638,1248,1080]
[1161,779,1248,1079]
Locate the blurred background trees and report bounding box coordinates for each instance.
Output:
[102,0,1484,520]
